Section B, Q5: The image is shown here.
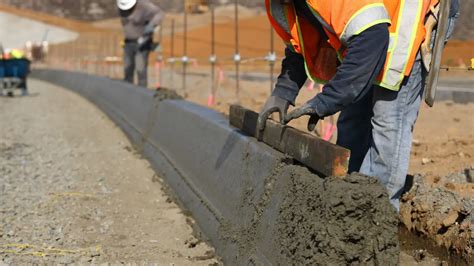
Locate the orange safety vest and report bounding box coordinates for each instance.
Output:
[266,0,439,91]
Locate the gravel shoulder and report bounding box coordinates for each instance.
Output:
[0,79,217,264]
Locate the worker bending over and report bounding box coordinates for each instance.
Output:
[117,0,164,87]
[259,0,459,210]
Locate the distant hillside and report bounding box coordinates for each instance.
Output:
[0,0,471,40]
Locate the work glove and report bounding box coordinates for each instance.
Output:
[257,95,290,132]
[143,23,156,36]
[137,35,151,50]
[285,101,320,132]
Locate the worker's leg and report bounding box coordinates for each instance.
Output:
[359,56,425,211]
[136,49,150,88]
[359,6,459,211]
[336,90,373,172]
[123,43,136,84]
[21,78,28,96]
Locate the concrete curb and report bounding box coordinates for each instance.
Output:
[30,69,289,263]
[30,69,400,264]
[436,86,474,104]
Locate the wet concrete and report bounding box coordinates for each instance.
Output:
[274,167,399,264]
[216,163,400,264]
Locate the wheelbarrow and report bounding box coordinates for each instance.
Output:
[0,58,31,97]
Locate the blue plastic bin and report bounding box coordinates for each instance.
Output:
[0,59,30,78]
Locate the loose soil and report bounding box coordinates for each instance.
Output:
[400,174,473,263]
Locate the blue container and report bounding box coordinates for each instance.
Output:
[0,59,31,78]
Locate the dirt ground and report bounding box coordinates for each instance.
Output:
[0,78,458,265]
[0,79,218,264]
[1,4,472,263]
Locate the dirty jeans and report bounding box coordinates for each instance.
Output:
[336,12,459,211]
[123,42,149,87]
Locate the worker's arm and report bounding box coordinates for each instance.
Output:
[137,1,164,49]
[143,1,165,33]
[287,23,389,122]
[257,47,308,131]
[272,47,308,105]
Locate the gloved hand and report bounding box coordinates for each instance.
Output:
[285,101,320,132]
[143,23,156,36]
[257,95,290,132]
[137,35,151,50]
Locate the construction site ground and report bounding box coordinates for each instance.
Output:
[0,79,466,264]
[0,80,218,264]
[0,4,473,264]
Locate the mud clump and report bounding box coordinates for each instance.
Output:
[400,174,473,262]
[154,87,183,101]
[276,166,399,265]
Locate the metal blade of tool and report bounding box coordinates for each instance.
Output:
[424,0,451,107]
[229,105,350,177]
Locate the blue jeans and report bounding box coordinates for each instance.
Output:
[123,42,150,87]
[337,55,424,211]
[336,10,459,211]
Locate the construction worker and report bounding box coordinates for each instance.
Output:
[117,0,164,87]
[259,0,459,211]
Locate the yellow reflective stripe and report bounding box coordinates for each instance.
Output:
[374,80,399,91]
[341,3,390,44]
[336,50,344,63]
[295,11,312,79]
[354,19,391,35]
[295,10,328,84]
[304,60,328,84]
[388,33,396,52]
[380,0,423,90]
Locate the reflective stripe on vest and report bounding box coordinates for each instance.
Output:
[381,0,423,90]
[340,3,391,45]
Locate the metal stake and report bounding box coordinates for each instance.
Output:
[210,0,216,105]
[182,0,188,97]
[269,25,275,93]
[170,19,175,90]
[158,23,163,88]
[234,0,240,102]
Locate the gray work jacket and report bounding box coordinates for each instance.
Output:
[119,0,164,40]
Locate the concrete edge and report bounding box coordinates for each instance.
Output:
[436,86,474,104]
[29,69,291,264]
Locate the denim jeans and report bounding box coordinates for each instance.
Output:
[336,10,459,211]
[123,42,150,87]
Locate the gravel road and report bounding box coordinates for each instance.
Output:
[0,79,218,264]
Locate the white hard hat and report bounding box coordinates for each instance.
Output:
[117,0,137,10]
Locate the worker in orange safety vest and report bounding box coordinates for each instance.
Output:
[258,0,459,211]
